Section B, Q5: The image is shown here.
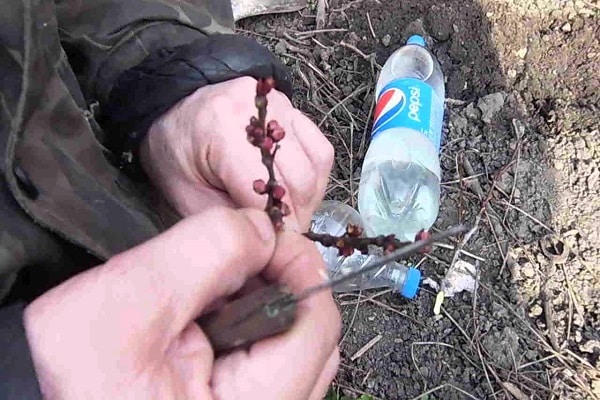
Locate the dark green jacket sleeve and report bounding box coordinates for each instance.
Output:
[55,0,235,106]
[54,0,293,176]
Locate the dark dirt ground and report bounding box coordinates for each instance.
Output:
[237,1,599,398]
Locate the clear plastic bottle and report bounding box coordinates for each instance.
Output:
[311,200,421,298]
[358,35,445,243]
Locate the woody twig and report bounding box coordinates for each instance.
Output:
[249,77,432,256]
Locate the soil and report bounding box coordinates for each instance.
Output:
[237,1,599,399]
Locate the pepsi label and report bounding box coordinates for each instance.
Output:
[371,78,443,152]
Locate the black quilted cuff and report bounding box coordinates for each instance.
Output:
[101,33,293,178]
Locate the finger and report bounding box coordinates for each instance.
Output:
[103,207,276,337]
[211,131,306,232]
[271,134,316,230]
[211,231,341,399]
[290,111,335,215]
[265,97,326,231]
[309,348,340,400]
[23,207,276,388]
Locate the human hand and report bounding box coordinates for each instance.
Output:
[23,208,341,399]
[139,76,334,232]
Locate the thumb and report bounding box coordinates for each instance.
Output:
[26,208,276,358]
[103,207,277,335]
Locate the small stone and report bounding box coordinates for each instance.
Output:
[274,40,287,55]
[561,22,572,32]
[530,304,543,317]
[579,340,600,353]
[381,34,392,47]
[477,92,506,124]
[481,327,520,370]
[513,188,521,199]
[516,48,528,59]
[450,115,468,132]
[507,69,517,79]
[554,159,565,170]
[464,103,481,120]
[574,137,586,149]
[522,263,535,278]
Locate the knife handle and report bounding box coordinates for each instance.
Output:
[196,284,298,354]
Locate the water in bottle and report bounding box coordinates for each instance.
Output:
[358,35,445,243]
[311,200,421,299]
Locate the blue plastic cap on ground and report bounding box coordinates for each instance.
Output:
[407,35,426,47]
[401,267,422,299]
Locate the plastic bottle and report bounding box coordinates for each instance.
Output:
[357,35,445,243]
[311,200,421,299]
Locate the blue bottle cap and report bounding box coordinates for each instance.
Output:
[400,267,421,299]
[407,35,426,47]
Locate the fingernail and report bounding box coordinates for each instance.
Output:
[245,209,275,243]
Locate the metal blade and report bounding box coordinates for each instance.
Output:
[294,225,470,302]
[232,0,307,22]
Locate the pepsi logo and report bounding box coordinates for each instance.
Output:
[372,88,406,135]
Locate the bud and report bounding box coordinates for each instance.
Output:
[272,185,286,200]
[273,219,284,231]
[245,125,254,134]
[346,224,363,237]
[265,77,275,89]
[256,77,275,97]
[247,135,257,145]
[269,207,284,231]
[253,179,267,194]
[415,230,432,253]
[250,116,259,126]
[270,128,285,142]
[255,95,268,109]
[384,243,396,255]
[257,77,276,96]
[251,126,264,139]
[261,136,274,151]
[281,203,291,216]
[415,230,430,242]
[340,246,354,257]
[267,120,280,132]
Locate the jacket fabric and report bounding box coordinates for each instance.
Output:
[0,0,292,397]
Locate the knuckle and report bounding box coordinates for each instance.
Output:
[294,176,318,206]
[206,93,231,114]
[195,208,247,255]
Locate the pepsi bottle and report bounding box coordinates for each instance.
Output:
[357,35,446,242]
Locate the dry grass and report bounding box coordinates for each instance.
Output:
[236,6,599,399]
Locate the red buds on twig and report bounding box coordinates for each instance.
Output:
[247,77,433,257]
[247,78,289,230]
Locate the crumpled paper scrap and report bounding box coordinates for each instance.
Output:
[433,259,478,315]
